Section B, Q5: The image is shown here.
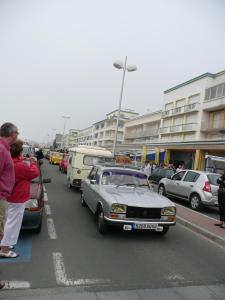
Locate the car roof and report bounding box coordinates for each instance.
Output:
[95,164,145,173]
[177,169,220,176]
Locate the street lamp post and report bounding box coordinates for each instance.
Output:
[61,115,70,149]
[112,57,137,157]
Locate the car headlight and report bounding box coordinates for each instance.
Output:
[26,199,38,209]
[111,204,127,214]
[161,207,176,216]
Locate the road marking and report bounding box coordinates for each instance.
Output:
[53,252,110,286]
[43,186,46,193]
[44,204,52,216]
[47,218,57,239]
[4,281,31,289]
[44,192,48,202]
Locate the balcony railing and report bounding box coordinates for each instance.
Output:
[201,121,225,132]
[160,123,197,134]
[125,129,159,139]
[162,102,200,118]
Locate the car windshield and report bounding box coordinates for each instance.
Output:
[207,174,220,186]
[83,155,113,166]
[101,170,148,186]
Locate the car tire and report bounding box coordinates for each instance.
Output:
[158,184,166,196]
[33,219,42,234]
[67,179,72,189]
[81,193,87,207]
[97,207,108,234]
[190,193,204,211]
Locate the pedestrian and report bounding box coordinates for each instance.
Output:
[0,140,39,258]
[215,172,225,228]
[0,123,18,286]
[144,161,151,178]
[176,164,184,172]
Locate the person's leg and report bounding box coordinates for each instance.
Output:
[215,190,224,225]
[0,199,7,241]
[0,202,25,255]
[220,190,225,226]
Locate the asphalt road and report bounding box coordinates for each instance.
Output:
[1,161,225,298]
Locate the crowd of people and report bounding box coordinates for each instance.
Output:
[143,160,185,178]
[0,122,39,289]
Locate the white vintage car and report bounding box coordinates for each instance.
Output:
[81,165,176,235]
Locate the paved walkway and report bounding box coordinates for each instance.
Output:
[176,203,225,247]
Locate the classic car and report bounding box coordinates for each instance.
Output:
[22,169,51,233]
[49,152,63,165]
[81,165,176,234]
[59,154,69,173]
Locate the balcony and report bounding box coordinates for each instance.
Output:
[162,103,200,118]
[201,121,225,133]
[125,129,159,139]
[203,96,225,111]
[160,123,197,134]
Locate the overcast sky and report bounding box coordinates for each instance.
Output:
[0,0,225,143]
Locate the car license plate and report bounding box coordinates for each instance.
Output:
[123,225,132,231]
[133,223,158,230]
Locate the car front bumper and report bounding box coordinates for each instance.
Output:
[22,210,42,230]
[104,216,176,227]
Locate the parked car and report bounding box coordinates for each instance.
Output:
[81,165,176,235]
[67,145,113,189]
[59,154,69,173]
[158,170,220,211]
[49,152,63,165]
[149,168,175,184]
[22,169,51,233]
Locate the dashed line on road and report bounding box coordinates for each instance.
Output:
[53,252,110,287]
[47,218,57,239]
[44,192,48,202]
[44,204,52,216]
[4,281,31,289]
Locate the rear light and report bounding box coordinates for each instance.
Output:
[203,181,211,193]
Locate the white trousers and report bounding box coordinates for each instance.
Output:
[0,202,26,247]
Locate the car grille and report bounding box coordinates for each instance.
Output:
[126,206,161,219]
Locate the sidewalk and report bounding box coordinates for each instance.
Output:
[176,204,225,247]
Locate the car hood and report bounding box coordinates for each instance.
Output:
[100,186,174,208]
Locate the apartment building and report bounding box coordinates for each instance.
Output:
[157,69,225,169]
[92,109,138,148]
[124,110,161,146]
[74,126,94,146]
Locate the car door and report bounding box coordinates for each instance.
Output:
[181,171,200,200]
[88,168,102,213]
[83,167,98,211]
[166,171,186,197]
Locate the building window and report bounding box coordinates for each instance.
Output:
[188,94,200,104]
[205,82,225,100]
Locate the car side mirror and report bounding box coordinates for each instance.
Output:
[167,175,172,179]
[90,179,96,185]
[43,178,51,184]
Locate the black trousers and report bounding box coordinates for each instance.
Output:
[218,189,225,222]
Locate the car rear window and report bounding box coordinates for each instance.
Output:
[207,174,220,186]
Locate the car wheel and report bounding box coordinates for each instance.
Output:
[157,226,169,235]
[67,179,72,189]
[97,207,108,234]
[33,219,42,234]
[81,193,87,207]
[158,184,166,196]
[190,193,204,211]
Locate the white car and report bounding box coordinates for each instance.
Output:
[158,170,220,211]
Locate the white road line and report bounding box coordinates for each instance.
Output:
[44,192,48,202]
[44,204,52,216]
[47,218,57,239]
[53,252,110,286]
[4,281,31,289]
[43,186,46,192]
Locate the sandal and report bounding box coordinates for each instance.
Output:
[220,225,225,228]
[215,223,223,226]
[0,281,5,289]
[0,250,19,258]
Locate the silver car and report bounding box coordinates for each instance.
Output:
[81,165,176,235]
[158,170,220,211]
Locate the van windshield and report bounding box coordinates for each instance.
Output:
[83,155,113,166]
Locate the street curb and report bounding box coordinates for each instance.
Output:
[176,216,225,248]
